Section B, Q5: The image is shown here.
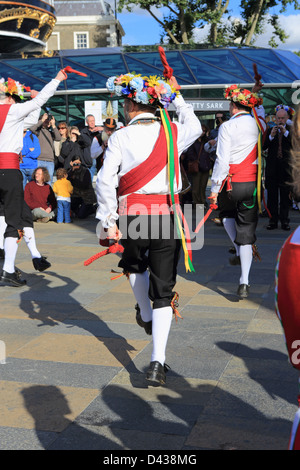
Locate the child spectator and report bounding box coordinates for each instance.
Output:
[53,168,73,223]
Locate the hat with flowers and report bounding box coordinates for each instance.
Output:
[224,84,263,108]
[0,77,30,102]
[106,73,179,109]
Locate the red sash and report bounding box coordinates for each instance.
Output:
[0,104,19,169]
[0,104,11,132]
[0,152,20,169]
[220,144,258,192]
[119,193,179,216]
[118,123,178,197]
[229,144,258,183]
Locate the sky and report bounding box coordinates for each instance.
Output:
[112,0,300,51]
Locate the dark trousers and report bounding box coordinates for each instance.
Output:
[219,181,258,246]
[118,214,181,309]
[0,169,24,238]
[71,197,95,219]
[266,182,290,225]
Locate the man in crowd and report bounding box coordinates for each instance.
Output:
[20,128,41,189]
[90,118,117,172]
[263,107,292,231]
[81,114,103,180]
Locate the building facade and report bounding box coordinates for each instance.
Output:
[46,0,124,51]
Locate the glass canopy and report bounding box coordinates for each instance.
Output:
[1,46,298,123]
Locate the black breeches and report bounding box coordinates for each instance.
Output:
[219,181,258,245]
[118,214,181,309]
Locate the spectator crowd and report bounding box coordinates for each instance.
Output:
[20,113,118,224]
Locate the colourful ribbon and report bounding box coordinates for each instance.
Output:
[160,107,194,273]
[252,107,264,214]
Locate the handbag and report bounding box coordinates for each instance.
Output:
[187,159,199,174]
[198,149,213,172]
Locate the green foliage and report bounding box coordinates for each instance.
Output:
[118,0,300,47]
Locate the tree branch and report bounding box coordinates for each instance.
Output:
[145,6,181,44]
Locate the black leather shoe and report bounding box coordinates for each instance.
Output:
[266,222,278,230]
[229,255,241,266]
[135,304,152,335]
[32,256,51,272]
[281,223,291,231]
[1,270,26,287]
[237,284,249,298]
[146,361,170,385]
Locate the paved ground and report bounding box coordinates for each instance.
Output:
[0,204,299,450]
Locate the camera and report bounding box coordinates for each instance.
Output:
[47,113,53,121]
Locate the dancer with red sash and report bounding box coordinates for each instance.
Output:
[96,72,201,385]
[0,71,66,286]
[275,104,300,450]
[209,83,266,298]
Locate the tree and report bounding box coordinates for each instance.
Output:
[117,0,230,45]
[237,0,299,46]
[118,0,300,47]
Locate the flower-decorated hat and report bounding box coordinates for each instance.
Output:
[0,77,29,102]
[106,73,179,109]
[224,84,263,108]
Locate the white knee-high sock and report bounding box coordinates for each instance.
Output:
[129,272,152,322]
[0,216,7,249]
[239,244,253,285]
[23,227,41,259]
[151,306,173,365]
[223,217,240,256]
[3,237,18,273]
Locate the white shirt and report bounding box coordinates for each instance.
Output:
[210,105,266,193]
[96,94,202,228]
[0,79,60,155]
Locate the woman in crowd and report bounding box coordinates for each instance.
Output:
[59,126,90,171]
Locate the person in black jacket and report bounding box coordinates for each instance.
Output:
[263,108,293,231]
[80,115,103,180]
[67,156,97,218]
[59,126,90,171]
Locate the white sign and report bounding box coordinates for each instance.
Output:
[84,101,103,125]
[169,100,229,112]
[186,100,230,111]
[84,100,119,126]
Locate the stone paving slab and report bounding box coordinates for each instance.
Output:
[0,209,299,451]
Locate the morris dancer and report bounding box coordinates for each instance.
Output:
[0,71,66,286]
[96,73,201,385]
[209,83,266,298]
[275,104,300,450]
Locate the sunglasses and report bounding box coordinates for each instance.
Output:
[59,126,67,129]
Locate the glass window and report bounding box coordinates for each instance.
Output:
[75,32,89,49]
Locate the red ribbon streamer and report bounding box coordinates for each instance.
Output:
[194,203,218,233]
[158,46,173,79]
[84,243,124,266]
[62,66,88,78]
[253,63,263,89]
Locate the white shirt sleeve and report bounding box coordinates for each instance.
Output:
[210,123,231,193]
[91,137,103,159]
[95,132,121,228]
